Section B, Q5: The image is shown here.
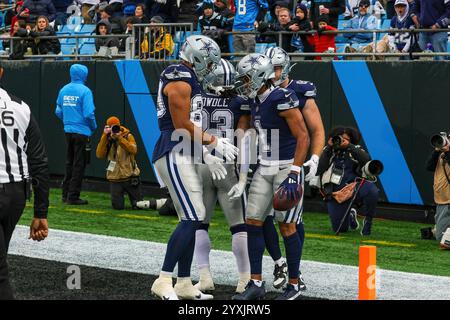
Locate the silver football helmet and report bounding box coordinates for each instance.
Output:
[203,58,236,94]
[264,46,291,86]
[235,53,275,99]
[179,35,221,82]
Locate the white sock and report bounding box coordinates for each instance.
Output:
[159,271,172,279]
[156,198,167,210]
[274,257,286,267]
[194,229,211,270]
[252,279,263,287]
[232,232,250,274]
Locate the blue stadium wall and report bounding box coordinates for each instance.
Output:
[2,60,447,207]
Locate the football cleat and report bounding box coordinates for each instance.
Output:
[273,261,288,289]
[232,280,266,300]
[236,274,251,293]
[175,278,214,300]
[275,283,302,300]
[349,208,359,230]
[194,269,215,292]
[151,276,178,300]
[361,217,373,236]
[298,272,307,291]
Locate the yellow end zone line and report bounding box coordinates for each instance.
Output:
[117,214,159,221]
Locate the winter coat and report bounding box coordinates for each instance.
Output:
[55,64,97,137]
[30,26,61,54]
[310,0,346,27]
[95,19,120,50]
[145,0,179,23]
[307,25,337,60]
[344,13,378,43]
[22,0,56,22]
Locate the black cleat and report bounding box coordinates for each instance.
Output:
[275,283,302,300]
[232,280,265,300]
[158,198,177,216]
[361,217,373,236]
[273,261,287,289]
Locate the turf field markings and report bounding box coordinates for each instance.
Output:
[116,214,158,221]
[306,233,345,240]
[362,240,416,248]
[65,208,107,214]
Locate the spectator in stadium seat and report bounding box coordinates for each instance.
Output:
[80,0,99,24]
[344,0,386,19]
[121,16,141,53]
[307,14,337,59]
[22,0,56,23]
[288,3,315,54]
[415,0,450,61]
[387,0,416,59]
[233,0,269,53]
[99,5,124,33]
[145,0,179,23]
[140,15,174,59]
[257,7,295,52]
[29,15,61,55]
[95,19,120,53]
[3,20,32,60]
[134,3,150,23]
[198,2,231,53]
[309,0,345,28]
[109,0,124,17]
[178,0,198,24]
[96,116,143,210]
[344,0,378,44]
[5,1,24,32]
[214,0,234,19]
[53,0,72,28]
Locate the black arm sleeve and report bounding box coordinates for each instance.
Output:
[426,150,441,172]
[348,144,371,167]
[317,146,333,175]
[25,114,50,219]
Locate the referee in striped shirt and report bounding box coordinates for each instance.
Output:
[0,66,50,300]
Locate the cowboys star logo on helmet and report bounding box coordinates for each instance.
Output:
[199,39,216,56]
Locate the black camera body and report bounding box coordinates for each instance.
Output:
[331,135,343,149]
[111,125,121,134]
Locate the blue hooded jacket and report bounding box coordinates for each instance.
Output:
[55,64,97,137]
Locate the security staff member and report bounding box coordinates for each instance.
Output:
[55,64,97,205]
[0,66,50,300]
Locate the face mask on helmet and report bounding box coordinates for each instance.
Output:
[203,59,236,94]
[265,47,293,86]
[235,54,275,99]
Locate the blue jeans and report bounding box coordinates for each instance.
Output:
[419,31,448,61]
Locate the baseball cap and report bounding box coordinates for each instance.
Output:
[394,0,408,6]
[359,0,370,7]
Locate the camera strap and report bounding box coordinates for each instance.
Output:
[442,159,450,186]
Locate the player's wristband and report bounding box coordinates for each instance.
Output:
[290,165,301,174]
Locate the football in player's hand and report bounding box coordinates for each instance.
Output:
[273,184,303,211]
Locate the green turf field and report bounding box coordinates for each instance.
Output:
[18,189,449,277]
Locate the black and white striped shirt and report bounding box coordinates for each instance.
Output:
[0,87,49,218]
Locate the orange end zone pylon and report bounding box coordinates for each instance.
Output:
[358,245,376,300]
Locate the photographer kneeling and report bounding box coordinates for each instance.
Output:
[96,116,143,210]
[426,132,450,248]
[314,127,381,235]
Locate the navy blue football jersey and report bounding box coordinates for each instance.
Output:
[152,64,204,162]
[389,16,415,52]
[252,87,300,165]
[201,94,251,138]
[286,79,317,110]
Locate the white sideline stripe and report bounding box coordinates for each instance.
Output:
[9,225,450,300]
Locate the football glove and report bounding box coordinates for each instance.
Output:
[303,154,319,182]
[227,173,247,200]
[279,172,301,201]
[204,152,227,180]
[206,137,239,162]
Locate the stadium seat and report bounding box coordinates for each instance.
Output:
[79,43,96,55]
[447,42,450,52]
[255,43,267,54]
[57,32,73,45]
[80,24,96,33]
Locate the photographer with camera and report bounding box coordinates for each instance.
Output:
[314,126,381,235]
[96,116,143,210]
[426,132,450,248]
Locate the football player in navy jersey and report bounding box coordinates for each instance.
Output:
[262,46,326,291]
[150,35,239,300]
[193,59,252,294]
[232,53,310,301]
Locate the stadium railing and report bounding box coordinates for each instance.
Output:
[0,25,448,60]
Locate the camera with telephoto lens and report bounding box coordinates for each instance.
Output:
[430,132,450,149]
[361,160,384,181]
[111,124,121,134]
[331,135,343,149]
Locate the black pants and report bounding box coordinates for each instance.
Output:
[110,180,143,210]
[62,133,88,201]
[0,182,26,300]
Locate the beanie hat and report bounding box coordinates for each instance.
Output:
[202,1,214,10]
[296,3,308,15]
[107,116,121,127]
[317,14,329,24]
